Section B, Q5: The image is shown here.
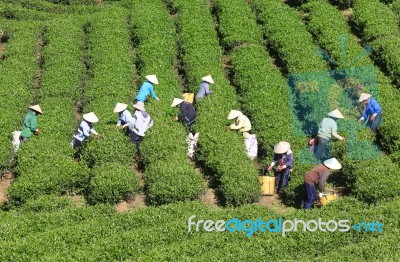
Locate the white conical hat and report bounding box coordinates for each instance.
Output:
[323,158,342,170]
[227,110,242,120]
[274,141,290,154]
[146,75,159,85]
[29,104,43,114]
[327,109,344,119]
[133,101,146,111]
[113,103,128,113]
[171,98,184,107]
[358,93,372,102]
[201,75,214,84]
[83,112,99,123]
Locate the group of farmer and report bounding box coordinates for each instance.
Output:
[17,74,382,209]
[301,92,382,208]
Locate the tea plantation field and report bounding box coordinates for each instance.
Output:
[0,0,399,260]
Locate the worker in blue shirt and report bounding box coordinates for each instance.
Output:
[71,112,100,148]
[135,75,160,103]
[357,93,382,134]
[195,75,214,100]
[113,102,133,130]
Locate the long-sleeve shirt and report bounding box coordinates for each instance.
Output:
[21,110,38,138]
[135,81,158,102]
[230,114,251,132]
[130,111,153,136]
[117,110,133,127]
[74,120,98,142]
[317,117,337,140]
[361,98,382,120]
[270,149,294,170]
[178,102,197,125]
[195,81,212,100]
[304,164,330,191]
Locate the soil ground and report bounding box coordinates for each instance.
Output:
[0,173,13,204]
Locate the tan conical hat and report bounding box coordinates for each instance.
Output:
[358,93,372,103]
[113,103,128,113]
[171,98,184,107]
[201,75,214,84]
[29,104,43,114]
[323,158,342,170]
[227,110,242,120]
[274,141,290,154]
[133,101,146,111]
[327,109,344,119]
[83,112,99,123]
[146,75,159,85]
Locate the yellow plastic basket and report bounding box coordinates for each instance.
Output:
[182,93,194,104]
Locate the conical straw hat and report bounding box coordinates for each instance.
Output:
[171,98,184,107]
[227,110,242,120]
[274,141,290,154]
[358,93,372,103]
[133,101,146,111]
[327,109,344,119]
[323,158,342,170]
[83,112,99,123]
[146,75,159,85]
[29,104,43,114]
[113,103,128,113]
[201,75,214,84]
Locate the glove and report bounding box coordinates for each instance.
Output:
[267,165,273,171]
[156,97,160,101]
[35,129,41,135]
[318,193,323,198]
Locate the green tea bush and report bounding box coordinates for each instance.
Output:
[8,18,89,205]
[9,152,90,206]
[212,0,262,50]
[0,21,38,168]
[171,0,260,205]
[302,0,400,156]
[80,7,134,167]
[21,194,73,212]
[352,0,398,41]
[344,157,400,203]
[0,199,398,260]
[0,2,53,20]
[129,0,205,204]
[251,0,327,74]
[88,163,140,204]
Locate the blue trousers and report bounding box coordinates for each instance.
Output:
[367,113,382,134]
[304,183,317,209]
[275,168,290,191]
[314,136,330,161]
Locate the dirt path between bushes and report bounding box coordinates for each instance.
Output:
[0,173,13,204]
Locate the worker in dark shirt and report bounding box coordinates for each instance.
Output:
[171,98,197,132]
[302,158,342,209]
